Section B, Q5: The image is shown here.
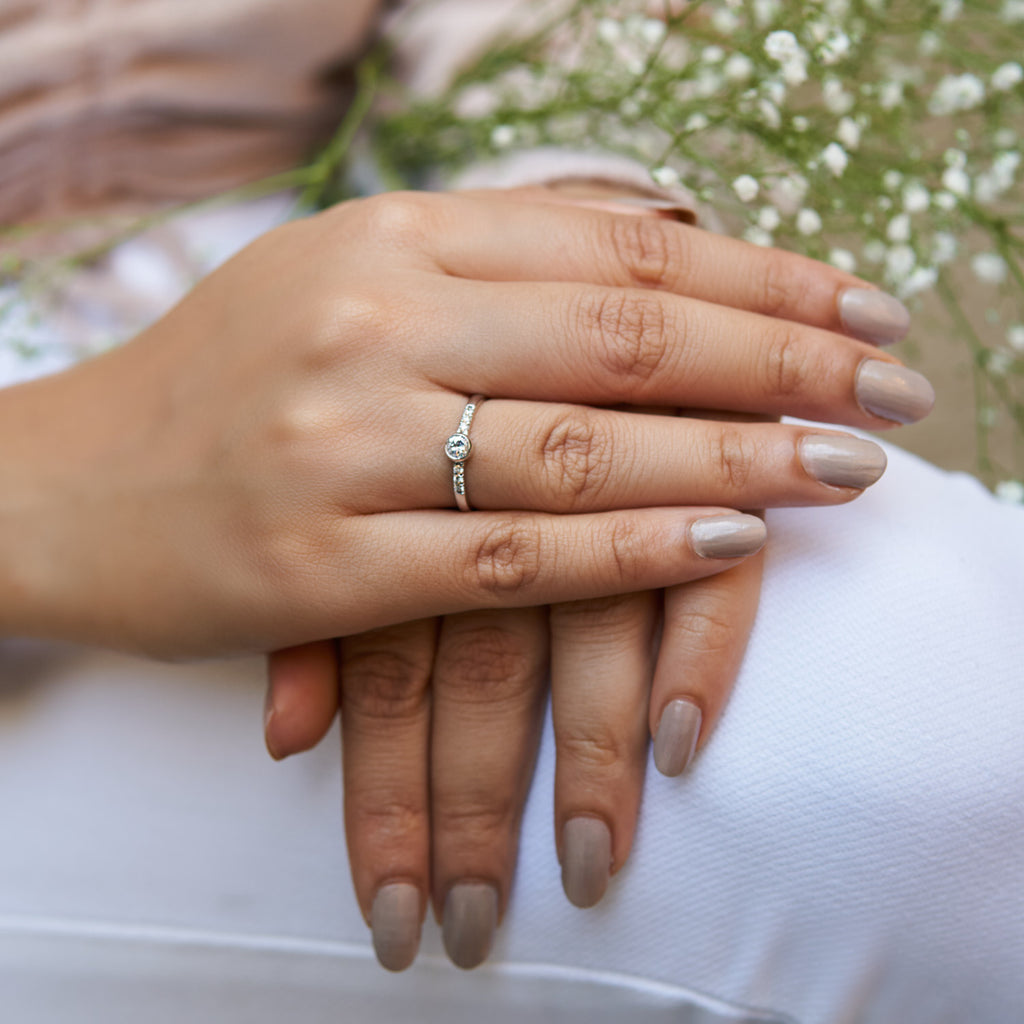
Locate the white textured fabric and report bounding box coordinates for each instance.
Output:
[1,204,1023,1023]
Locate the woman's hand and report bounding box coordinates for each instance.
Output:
[0,191,927,657]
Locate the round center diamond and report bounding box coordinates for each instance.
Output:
[445,433,472,462]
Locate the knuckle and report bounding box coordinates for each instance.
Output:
[433,795,517,844]
[357,191,436,251]
[558,723,632,773]
[758,256,813,318]
[437,624,539,703]
[670,602,737,658]
[576,290,671,397]
[352,796,428,845]
[343,645,431,721]
[466,519,543,598]
[763,327,811,400]
[711,426,756,491]
[604,516,651,589]
[538,408,613,511]
[608,215,676,288]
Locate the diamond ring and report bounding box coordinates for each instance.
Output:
[445,395,485,512]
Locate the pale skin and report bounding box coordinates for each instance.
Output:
[0,189,928,970]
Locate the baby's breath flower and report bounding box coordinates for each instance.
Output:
[796,208,823,235]
[732,174,760,202]
[1000,0,1024,23]
[878,80,904,110]
[941,166,971,197]
[1008,325,1024,352]
[764,30,802,63]
[903,183,931,213]
[712,8,741,33]
[758,99,782,129]
[684,112,709,132]
[490,124,515,148]
[822,142,849,176]
[863,240,887,264]
[883,170,904,192]
[792,115,809,132]
[724,53,754,81]
[744,226,775,247]
[819,32,852,65]
[899,266,938,299]
[972,252,1009,284]
[988,350,1014,376]
[822,77,855,114]
[939,0,963,21]
[639,17,666,47]
[930,74,986,116]
[651,166,680,187]
[754,0,783,28]
[994,480,1024,504]
[933,190,959,211]
[991,62,1024,92]
[837,117,861,150]
[758,206,781,231]
[918,31,941,56]
[597,18,623,44]
[829,248,857,272]
[702,45,725,64]
[885,245,917,281]
[932,232,959,264]
[887,213,912,242]
[774,173,809,211]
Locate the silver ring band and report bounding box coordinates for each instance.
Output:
[444,395,485,512]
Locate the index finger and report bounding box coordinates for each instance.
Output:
[425,194,910,346]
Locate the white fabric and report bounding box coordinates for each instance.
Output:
[1,204,1023,1024]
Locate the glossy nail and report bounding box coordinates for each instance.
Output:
[799,435,887,489]
[371,883,421,972]
[690,514,766,560]
[653,699,703,777]
[839,288,911,346]
[442,882,498,969]
[593,195,697,223]
[856,360,936,424]
[561,817,612,908]
[263,699,283,761]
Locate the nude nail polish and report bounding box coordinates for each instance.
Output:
[839,288,911,346]
[371,883,421,972]
[690,514,767,560]
[799,435,887,489]
[442,882,498,969]
[561,817,612,908]
[855,360,936,424]
[653,699,702,777]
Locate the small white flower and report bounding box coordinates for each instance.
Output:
[732,174,761,203]
[994,480,1024,505]
[863,240,887,264]
[944,148,968,168]
[933,190,959,210]
[822,142,849,176]
[992,150,1021,186]
[932,232,958,264]
[883,170,904,192]
[758,99,782,129]
[774,173,809,210]
[762,79,787,106]
[987,350,1013,376]
[696,68,724,98]
[640,17,667,46]
[781,57,808,86]
[885,245,917,282]
[490,124,515,149]
[879,80,904,110]
[941,166,971,197]
[837,117,861,150]
[1002,0,1024,23]
[971,252,1008,284]
[764,30,802,63]
[994,127,1018,148]
[796,208,823,235]
[684,112,709,132]
[702,45,725,64]
[929,73,986,116]
[1007,325,1024,352]
[918,31,941,56]
[899,266,938,299]
[823,77,854,114]
[744,226,775,247]
[887,213,911,242]
[819,31,852,65]
[754,0,782,25]
[724,53,754,81]
[991,62,1024,92]
[903,183,931,213]
[939,0,963,20]
[792,115,809,132]
[829,248,857,272]
[712,8,741,33]
[758,206,782,231]
[651,166,681,187]
[597,18,623,44]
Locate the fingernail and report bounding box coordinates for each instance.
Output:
[690,514,766,560]
[856,360,936,424]
[263,702,284,761]
[561,817,612,908]
[592,196,697,223]
[653,699,702,777]
[442,882,498,969]
[838,288,911,346]
[371,883,421,972]
[799,435,887,489]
